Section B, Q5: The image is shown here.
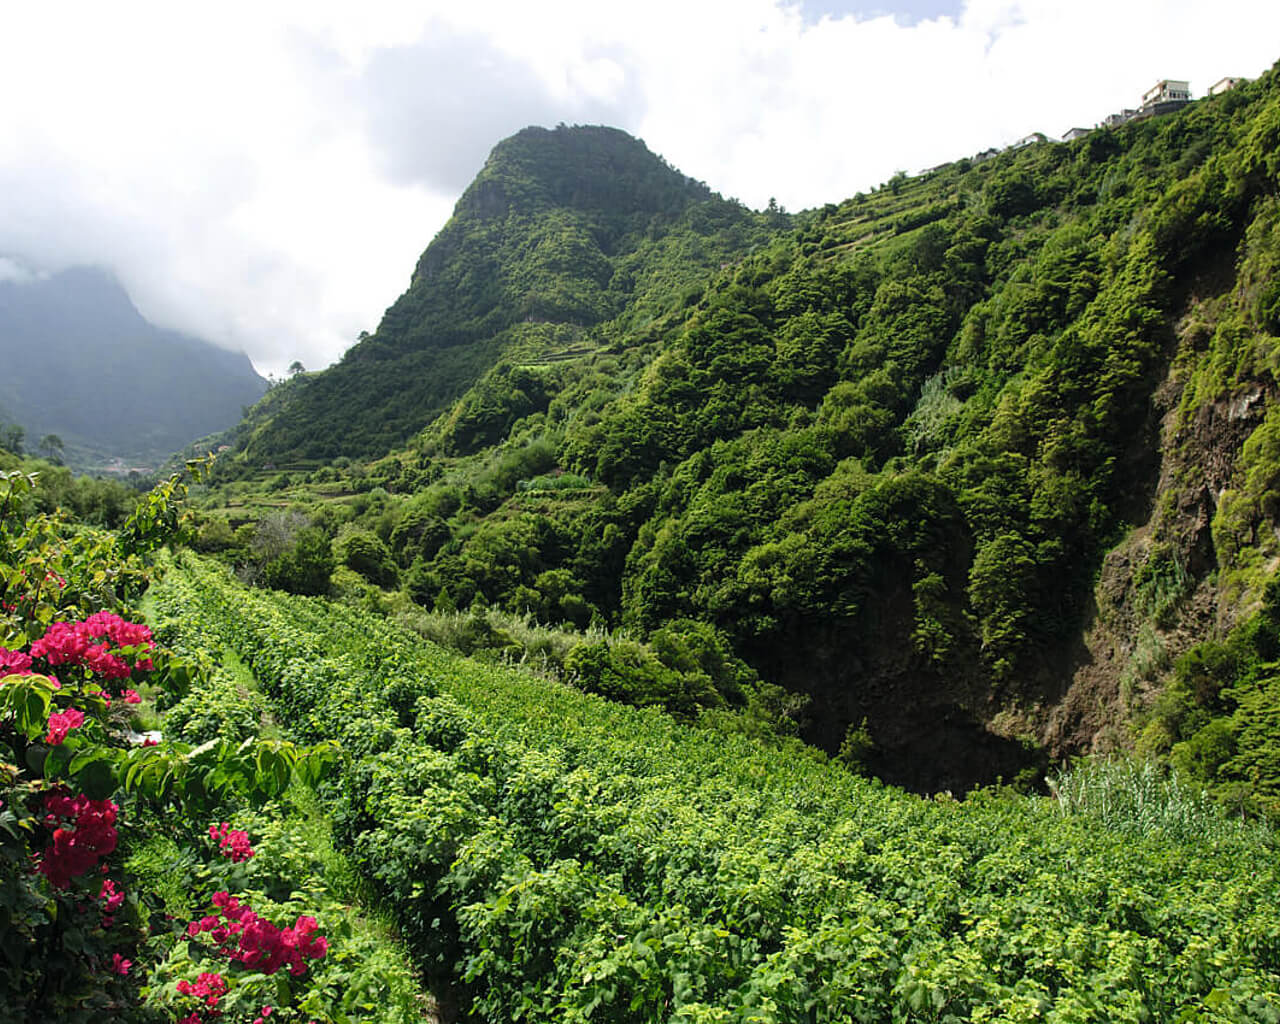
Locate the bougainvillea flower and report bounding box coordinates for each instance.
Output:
[45,707,85,744]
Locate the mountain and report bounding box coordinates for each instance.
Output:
[207,69,1280,806]
[0,266,267,469]
[230,124,778,464]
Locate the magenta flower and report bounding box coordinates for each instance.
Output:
[45,707,85,745]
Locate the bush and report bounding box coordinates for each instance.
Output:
[340,530,399,588]
[263,527,333,596]
[565,637,719,717]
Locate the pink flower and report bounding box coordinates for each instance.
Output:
[123,689,141,704]
[208,822,254,862]
[186,895,327,977]
[111,952,131,975]
[28,615,154,680]
[36,793,119,887]
[45,707,85,745]
[0,647,32,673]
[99,877,125,913]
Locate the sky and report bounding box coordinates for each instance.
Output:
[0,1,1277,377]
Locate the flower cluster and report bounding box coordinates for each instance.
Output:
[188,892,328,976]
[29,612,154,681]
[0,646,33,674]
[45,707,85,745]
[176,971,228,1023]
[208,822,254,863]
[99,876,125,925]
[37,792,119,888]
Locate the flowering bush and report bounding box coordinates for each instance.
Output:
[175,970,229,1022]
[210,821,255,863]
[0,461,348,1020]
[36,790,119,887]
[187,891,328,976]
[44,705,84,743]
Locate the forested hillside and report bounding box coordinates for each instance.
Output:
[230,125,780,462]
[203,67,1280,806]
[8,63,1280,1023]
[0,266,266,470]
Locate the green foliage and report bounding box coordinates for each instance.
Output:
[1050,756,1259,844]
[263,527,334,597]
[837,717,877,774]
[339,530,399,588]
[565,636,718,717]
[154,557,1280,1023]
[1141,575,1280,818]
[229,125,774,463]
[0,468,354,1020]
[199,70,1280,794]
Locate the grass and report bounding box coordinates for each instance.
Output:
[1049,756,1273,846]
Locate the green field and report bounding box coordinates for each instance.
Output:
[150,555,1280,1022]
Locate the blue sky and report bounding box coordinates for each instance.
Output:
[798,0,964,25]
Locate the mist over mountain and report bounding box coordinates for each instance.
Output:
[0,265,267,469]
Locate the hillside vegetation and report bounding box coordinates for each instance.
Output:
[149,554,1280,1023]
[201,66,1280,806]
[229,126,780,462]
[9,64,1280,1022]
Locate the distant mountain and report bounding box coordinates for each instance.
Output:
[232,124,777,463]
[0,266,267,469]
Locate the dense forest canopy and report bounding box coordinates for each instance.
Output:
[195,68,1280,806]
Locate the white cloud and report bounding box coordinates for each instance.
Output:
[0,1,1276,376]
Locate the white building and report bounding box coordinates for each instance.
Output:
[1010,132,1048,150]
[1142,80,1191,108]
[1209,77,1245,96]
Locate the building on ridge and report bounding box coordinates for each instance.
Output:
[1104,109,1138,128]
[1142,79,1191,107]
[1009,131,1048,150]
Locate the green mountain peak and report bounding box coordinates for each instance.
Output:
[236,124,765,462]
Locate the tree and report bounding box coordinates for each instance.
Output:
[339,530,398,588]
[0,423,24,455]
[38,434,64,465]
[289,360,305,376]
[263,527,333,596]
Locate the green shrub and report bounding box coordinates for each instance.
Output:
[340,530,399,588]
[263,527,334,596]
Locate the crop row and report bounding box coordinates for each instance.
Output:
[149,556,1280,1023]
